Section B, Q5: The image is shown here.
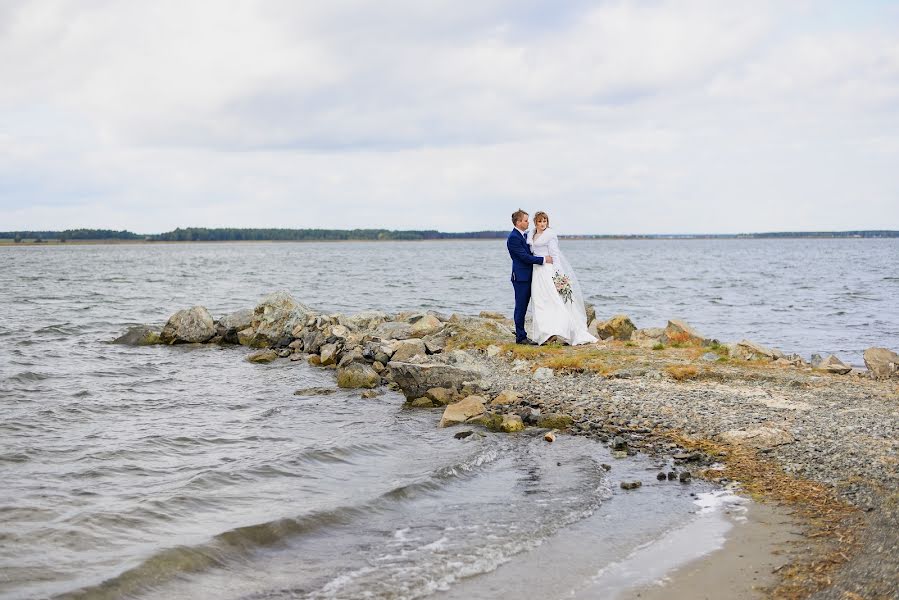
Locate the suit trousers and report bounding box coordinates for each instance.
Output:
[512,280,531,342]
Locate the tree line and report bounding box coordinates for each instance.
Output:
[1,228,507,242]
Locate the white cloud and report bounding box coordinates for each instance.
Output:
[0,0,897,233]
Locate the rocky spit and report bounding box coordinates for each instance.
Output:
[116,291,899,599]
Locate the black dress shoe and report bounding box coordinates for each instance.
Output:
[517,338,538,345]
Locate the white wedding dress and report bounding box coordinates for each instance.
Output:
[528,228,597,345]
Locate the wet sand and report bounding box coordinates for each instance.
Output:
[621,501,800,600]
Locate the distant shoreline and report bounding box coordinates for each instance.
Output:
[2,235,898,247]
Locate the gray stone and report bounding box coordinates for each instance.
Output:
[336,363,380,389]
[388,360,487,400]
[319,343,339,366]
[374,321,414,340]
[534,367,554,380]
[112,325,160,346]
[344,310,388,333]
[422,334,446,354]
[584,303,596,326]
[410,314,443,337]
[620,480,642,490]
[217,308,253,343]
[729,339,784,361]
[816,354,852,375]
[391,339,428,363]
[719,426,794,449]
[247,349,279,363]
[863,347,899,379]
[160,306,216,344]
[250,292,313,346]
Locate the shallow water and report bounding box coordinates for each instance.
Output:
[1,239,896,599]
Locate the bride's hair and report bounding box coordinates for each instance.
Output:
[534,211,549,226]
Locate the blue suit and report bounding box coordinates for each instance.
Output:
[506,228,545,342]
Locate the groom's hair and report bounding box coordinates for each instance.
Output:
[511,209,528,225]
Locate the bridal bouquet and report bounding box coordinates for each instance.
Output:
[552,271,573,303]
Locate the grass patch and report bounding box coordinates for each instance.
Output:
[500,343,565,360]
[540,352,606,374]
[665,365,699,380]
[652,343,665,351]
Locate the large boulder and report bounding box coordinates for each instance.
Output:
[863,347,899,379]
[729,339,784,361]
[217,308,253,344]
[443,316,515,346]
[410,314,444,337]
[374,321,414,340]
[344,310,388,332]
[816,354,852,375]
[247,349,279,363]
[662,319,706,346]
[337,363,380,389]
[632,327,665,345]
[594,315,636,341]
[250,292,313,347]
[438,395,486,427]
[499,413,525,433]
[388,359,488,400]
[112,326,160,346]
[160,306,216,344]
[391,339,428,363]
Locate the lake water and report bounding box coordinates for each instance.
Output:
[1,239,896,599]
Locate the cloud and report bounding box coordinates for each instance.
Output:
[0,0,897,233]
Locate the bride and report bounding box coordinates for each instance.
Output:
[528,211,597,345]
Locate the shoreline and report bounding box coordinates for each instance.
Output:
[116,294,899,598]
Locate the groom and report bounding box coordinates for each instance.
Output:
[507,209,552,345]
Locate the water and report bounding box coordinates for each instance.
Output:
[1,239,896,599]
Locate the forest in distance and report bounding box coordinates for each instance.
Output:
[2,227,898,243]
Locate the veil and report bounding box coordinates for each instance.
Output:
[532,227,589,320]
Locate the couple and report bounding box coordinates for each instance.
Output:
[506,209,597,346]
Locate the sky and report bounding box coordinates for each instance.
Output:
[1,0,898,235]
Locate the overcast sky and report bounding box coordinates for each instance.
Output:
[1,1,898,234]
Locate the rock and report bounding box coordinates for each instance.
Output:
[662,319,705,346]
[657,472,667,481]
[372,361,385,373]
[336,363,380,389]
[438,395,487,427]
[391,339,428,363]
[620,481,642,490]
[810,353,823,368]
[490,389,522,406]
[584,303,596,326]
[410,397,435,408]
[293,387,337,396]
[668,471,677,481]
[467,413,503,431]
[701,352,718,362]
[112,325,160,346]
[361,389,381,399]
[442,316,516,346]
[237,327,258,347]
[544,431,556,443]
[679,471,692,483]
[454,430,474,440]
[500,414,525,433]
[160,306,216,344]
[719,426,795,450]
[375,321,414,340]
[250,291,313,347]
[307,354,322,366]
[486,345,501,358]
[816,354,852,375]
[611,436,627,451]
[319,343,339,366]
[277,348,291,358]
[534,367,554,381]
[601,464,612,471]
[863,347,899,379]
[247,349,279,363]
[537,413,573,429]
[633,327,665,345]
[422,334,446,354]
[729,339,784,361]
[217,308,253,343]
[479,311,506,320]
[594,314,637,341]
[344,310,388,332]
[337,346,365,368]
[411,314,443,337]
[388,360,487,400]
[426,387,457,405]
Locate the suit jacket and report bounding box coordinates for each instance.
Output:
[507,228,544,282]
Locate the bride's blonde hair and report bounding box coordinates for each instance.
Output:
[534,211,549,226]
